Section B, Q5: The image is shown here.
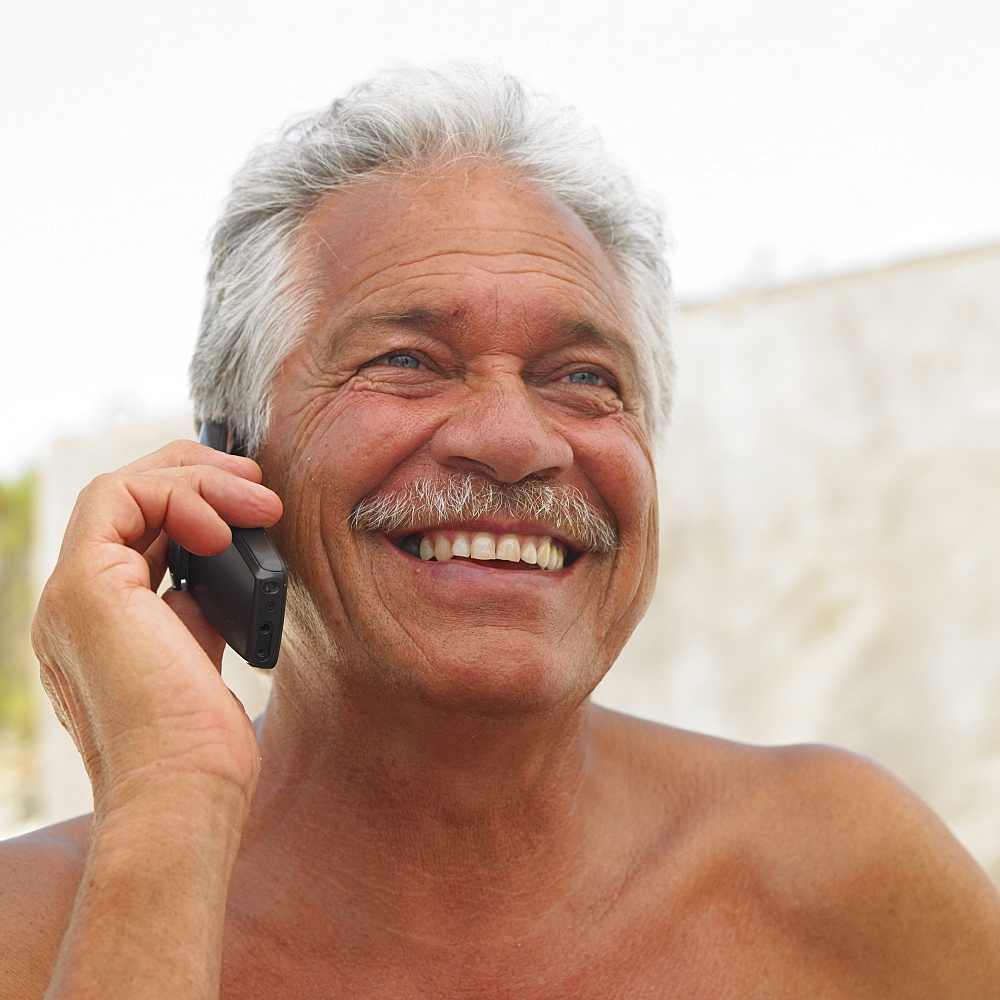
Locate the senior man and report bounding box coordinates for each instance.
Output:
[4,65,1000,998]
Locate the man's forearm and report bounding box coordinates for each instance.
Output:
[44,778,249,1000]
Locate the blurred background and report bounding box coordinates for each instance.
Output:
[2,0,998,880]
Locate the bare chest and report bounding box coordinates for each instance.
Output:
[217,897,861,1000]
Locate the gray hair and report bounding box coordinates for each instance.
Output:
[190,63,674,456]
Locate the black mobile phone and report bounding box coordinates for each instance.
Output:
[168,420,287,669]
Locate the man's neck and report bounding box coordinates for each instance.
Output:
[235,659,618,942]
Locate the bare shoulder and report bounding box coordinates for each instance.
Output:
[757,743,1000,994]
[749,741,1000,901]
[0,815,91,999]
[595,709,1000,996]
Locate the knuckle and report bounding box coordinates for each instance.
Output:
[80,470,120,498]
[161,438,206,462]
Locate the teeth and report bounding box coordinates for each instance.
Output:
[496,534,520,562]
[403,530,568,570]
[434,534,453,561]
[470,532,496,560]
[536,538,551,567]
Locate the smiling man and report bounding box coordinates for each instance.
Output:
[4,65,1000,999]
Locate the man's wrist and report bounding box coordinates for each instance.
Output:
[45,777,251,999]
[91,738,260,820]
[92,768,254,852]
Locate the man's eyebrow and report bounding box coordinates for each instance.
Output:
[338,309,448,339]
[324,310,447,362]
[326,311,639,371]
[557,319,640,371]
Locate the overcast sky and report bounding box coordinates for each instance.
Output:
[3,0,998,477]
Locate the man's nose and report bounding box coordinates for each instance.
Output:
[430,376,573,483]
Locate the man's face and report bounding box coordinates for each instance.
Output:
[259,162,659,717]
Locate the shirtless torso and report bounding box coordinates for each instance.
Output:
[4,711,998,999]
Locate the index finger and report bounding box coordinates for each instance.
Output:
[119,439,265,482]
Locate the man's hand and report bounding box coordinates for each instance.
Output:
[32,440,282,813]
[28,440,282,999]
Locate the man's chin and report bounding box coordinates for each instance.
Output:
[279,567,613,719]
[421,642,602,715]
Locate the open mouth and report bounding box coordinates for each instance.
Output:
[394,529,576,571]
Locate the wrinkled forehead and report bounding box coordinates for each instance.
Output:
[286,162,638,369]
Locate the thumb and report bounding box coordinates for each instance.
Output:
[162,588,227,672]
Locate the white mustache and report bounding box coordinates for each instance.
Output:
[350,474,618,554]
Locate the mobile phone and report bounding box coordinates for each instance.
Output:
[168,421,286,669]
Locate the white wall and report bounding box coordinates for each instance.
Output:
[596,243,1000,881]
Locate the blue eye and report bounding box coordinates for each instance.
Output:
[566,370,602,386]
[384,353,420,368]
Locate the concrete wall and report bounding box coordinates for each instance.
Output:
[28,244,1000,882]
[595,243,1000,881]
